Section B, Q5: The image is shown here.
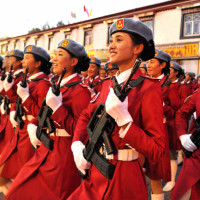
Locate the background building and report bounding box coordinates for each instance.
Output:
[0,0,200,73]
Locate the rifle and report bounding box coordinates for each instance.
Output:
[36,68,66,150]
[1,67,6,81]
[4,65,13,114]
[14,67,29,129]
[82,59,142,179]
[182,115,200,158]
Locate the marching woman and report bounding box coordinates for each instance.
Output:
[170,89,200,200]
[0,45,51,194]
[146,49,172,199]
[68,18,166,200]
[5,39,91,200]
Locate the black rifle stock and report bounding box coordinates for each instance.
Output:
[36,68,66,150]
[14,67,29,129]
[82,59,142,179]
[0,68,6,105]
[182,115,200,158]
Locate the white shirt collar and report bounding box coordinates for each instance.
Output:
[115,69,131,84]
[172,79,178,83]
[60,73,77,86]
[13,69,23,76]
[29,72,44,80]
[155,74,165,80]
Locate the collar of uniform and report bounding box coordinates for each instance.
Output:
[172,79,178,83]
[115,68,132,84]
[60,73,77,86]
[13,68,23,76]
[154,74,164,80]
[29,72,44,80]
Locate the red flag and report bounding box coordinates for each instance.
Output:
[83,5,89,17]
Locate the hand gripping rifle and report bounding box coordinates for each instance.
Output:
[14,67,29,129]
[36,68,66,150]
[4,65,13,114]
[182,115,200,158]
[0,68,6,104]
[82,59,142,179]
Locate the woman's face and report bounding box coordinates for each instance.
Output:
[52,48,75,76]
[88,63,99,79]
[9,56,22,71]
[147,58,164,78]
[22,53,40,75]
[107,69,118,77]
[99,69,107,78]
[109,32,135,66]
[169,67,178,80]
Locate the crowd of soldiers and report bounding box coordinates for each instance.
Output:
[0,18,199,200]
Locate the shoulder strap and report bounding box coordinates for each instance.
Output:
[63,81,81,88]
[129,76,146,88]
[15,72,24,79]
[163,80,172,87]
[30,77,47,82]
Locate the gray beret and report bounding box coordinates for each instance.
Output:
[24,45,50,62]
[140,63,147,69]
[109,18,155,61]
[187,72,196,77]
[58,39,88,59]
[10,49,24,59]
[154,49,171,63]
[0,55,4,61]
[89,57,101,66]
[170,61,182,71]
[105,61,119,71]
[197,74,200,78]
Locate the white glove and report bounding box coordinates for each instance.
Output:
[0,102,6,115]
[87,87,96,98]
[27,123,41,148]
[71,141,91,175]
[0,80,4,92]
[105,88,133,127]
[3,76,14,92]
[10,111,18,128]
[17,82,29,102]
[46,87,62,112]
[179,134,197,152]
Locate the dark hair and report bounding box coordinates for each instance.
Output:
[15,57,23,61]
[66,50,90,74]
[0,60,3,70]
[33,54,51,75]
[156,58,170,75]
[129,32,155,61]
[172,68,182,78]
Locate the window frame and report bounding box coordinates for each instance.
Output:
[180,7,200,39]
[139,15,154,35]
[84,28,93,47]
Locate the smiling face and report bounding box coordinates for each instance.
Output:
[109,32,143,72]
[147,58,165,78]
[87,63,99,79]
[52,48,78,77]
[22,53,41,75]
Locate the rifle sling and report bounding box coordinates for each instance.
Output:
[128,76,145,88]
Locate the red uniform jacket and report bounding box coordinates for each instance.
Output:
[84,75,103,94]
[171,89,200,200]
[68,69,166,200]
[178,82,192,106]
[0,70,23,153]
[0,73,51,180]
[6,74,91,200]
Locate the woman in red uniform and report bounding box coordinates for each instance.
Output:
[5,39,91,200]
[68,18,166,200]
[147,49,171,200]
[170,89,200,200]
[0,45,51,194]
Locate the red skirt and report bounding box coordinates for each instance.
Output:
[5,136,81,200]
[171,148,200,200]
[67,159,148,200]
[0,123,34,179]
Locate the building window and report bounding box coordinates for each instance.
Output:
[64,32,71,39]
[140,16,154,34]
[48,36,53,50]
[107,23,112,46]
[84,29,92,46]
[35,38,38,46]
[24,40,27,48]
[181,7,200,39]
[14,41,17,49]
